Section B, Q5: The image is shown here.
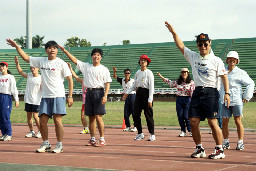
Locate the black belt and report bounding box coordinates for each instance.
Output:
[87,88,104,91]
[196,86,216,89]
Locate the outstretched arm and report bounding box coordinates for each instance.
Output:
[59,45,77,65]
[15,56,28,78]
[113,66,117,79]
[165,21,185,55]
[6,39,30,63]
[157,72,165,81]
[67,62,83,84]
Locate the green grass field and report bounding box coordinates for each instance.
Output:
[11,101,256,129]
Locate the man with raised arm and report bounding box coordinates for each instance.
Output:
[164,22,230,159]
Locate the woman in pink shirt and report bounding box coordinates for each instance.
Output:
[157,68,195,137]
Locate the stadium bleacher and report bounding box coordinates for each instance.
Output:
[1,37,255,93]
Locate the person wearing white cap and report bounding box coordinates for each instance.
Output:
[220,51,255,151]
[165,21,230,159]
[157,68,195,137]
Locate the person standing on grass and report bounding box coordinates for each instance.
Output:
[67,62,89,134]
[0,61,19,141]
[6,39,73,153]
[60,47,112,147]
[220,51,255,151]
[15,56,42,138]
[113,66,137,132]
[123,55,155,141]
[165,21,230,159]
[157,68,195,137]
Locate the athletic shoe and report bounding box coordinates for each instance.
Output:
[52,144,63,153]
[148,134,156,141]
[209,130,212,134]
[0,135,6,141]
[188,132,192,137]
[36,143,51,153]
[191,146,206,158]
[25,131,36,138]
[123,127,131,132]
[80,128,90,134]
[134,133,144,140]
[222,141,230,149]
[94,139,106,147]
[3,135,12,141]
[208,147,225,159]
[86,139,96,146]
[179,131,186,137]
[36,132,42,138]
[236,142,244,150]
[130,127,137,132]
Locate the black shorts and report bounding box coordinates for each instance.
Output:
[25,103,40,113]
[84,88,106,116]
[188,87,219,121]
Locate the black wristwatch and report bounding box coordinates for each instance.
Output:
[225,92,230,96]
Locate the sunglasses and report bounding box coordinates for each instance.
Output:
[198,42,209,47]
[125,73,131,74]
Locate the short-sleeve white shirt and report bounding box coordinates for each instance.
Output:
[184,47,227,88]
[24,73,42,105]
[30,57,72,98]
[77,60,112,88]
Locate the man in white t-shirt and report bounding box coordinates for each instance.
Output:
[7,39,73,153]
[60,47,112,147]
[164,21,230,159]
[15,56,42,139]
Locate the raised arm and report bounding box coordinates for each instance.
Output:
[59,45,78,65]
[157,72,165,81]
[6,39,30,63]
[165,21,185,55]
[15,56,28,78]
[113,66,117,79]
[67,62,82,84]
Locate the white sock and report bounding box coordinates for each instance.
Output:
[99,137,104,141]
[85,127,89,130]
[216,145,222,149]
[238,140,243,144]
[43,140,49,145]
[91,137,96,141]
[224,139,229,143]
[196,144,202,148]
[57,141,62,146]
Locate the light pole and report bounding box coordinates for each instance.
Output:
[26,0,32,49]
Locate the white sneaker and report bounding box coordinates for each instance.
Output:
[36,132,42,138]
[36,143,51,153]
[130,127,137,132]
[188,132,192,137]
[179,131,186,137]
[52,144,63,153]
[148,134,156,141]
[0,135,6,141]
[25,131,36,138]
[123,127,131,131]
[3,135,12,141]
[134,133,144,140]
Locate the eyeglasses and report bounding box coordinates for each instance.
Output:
[125,73,131,74]
[198,42,209,47]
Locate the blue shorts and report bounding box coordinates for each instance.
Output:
[221,104,243,118]
[39,97,66,118]
[85,89,106,116]
[25,103,39,113]
[189,87,219,121]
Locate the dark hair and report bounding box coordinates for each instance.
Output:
[91,48,103,57]
[177,72,192,85]
[0,63,11,74]
[123,68,130,73]
[45,40,58,49]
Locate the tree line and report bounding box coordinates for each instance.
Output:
[14,35,130,49]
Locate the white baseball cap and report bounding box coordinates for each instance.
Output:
[226,51,239,64]
[181,68,189,72]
